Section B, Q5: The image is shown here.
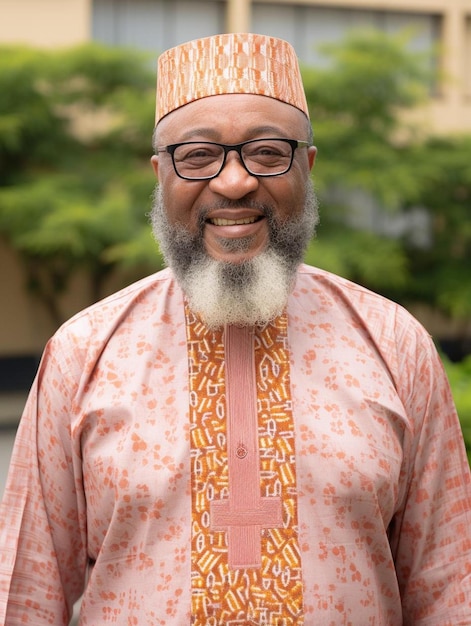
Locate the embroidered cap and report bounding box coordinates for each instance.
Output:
[155,32,309,123]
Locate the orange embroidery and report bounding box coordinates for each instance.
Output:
[186,307,304,624]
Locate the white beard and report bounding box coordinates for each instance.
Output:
[150,183,319,328]
[176,248,294,328]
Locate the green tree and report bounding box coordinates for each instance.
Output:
[0,44,160,327]
[402,136,471,319]
[302,29,471,329]
[302,29,432,293]
[442,354,471,464]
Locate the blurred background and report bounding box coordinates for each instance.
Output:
[1,1,470,622]
[1,0,471,590]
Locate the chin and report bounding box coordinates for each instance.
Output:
[180,247,296,329]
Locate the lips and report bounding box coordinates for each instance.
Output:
[203,209,268,261]
[208,216,260,226]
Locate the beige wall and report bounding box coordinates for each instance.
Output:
[0,0,91,47]
[433,1,471,134]
[227,0,252,32]
[0,244,84,355]
[0,246,41,355]
[0,241,135,356]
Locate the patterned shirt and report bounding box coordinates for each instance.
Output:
[1,265,470,624]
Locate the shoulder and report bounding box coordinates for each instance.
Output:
[42,268,183,377]
[292,263,426,337]
[290,264,439,393]
[60,267,178,333]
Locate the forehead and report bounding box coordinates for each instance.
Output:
[156,93,309,144]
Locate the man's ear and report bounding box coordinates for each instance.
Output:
[150,154,159,179]
[308,146,317,171]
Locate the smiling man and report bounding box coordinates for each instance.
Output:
[150,47,319,329]
[1,33,471,626]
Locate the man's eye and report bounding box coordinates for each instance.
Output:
[247,143,288,158]
[186,149,213,159]
[177,145,220,162]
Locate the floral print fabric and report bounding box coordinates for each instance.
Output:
[1,265,470,624]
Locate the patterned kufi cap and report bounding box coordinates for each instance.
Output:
[155,32,309,123]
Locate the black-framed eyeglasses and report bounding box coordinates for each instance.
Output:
[156,138,310,180]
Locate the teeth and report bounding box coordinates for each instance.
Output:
[210,217,258,226]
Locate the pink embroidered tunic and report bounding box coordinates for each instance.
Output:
[1,265,470,624]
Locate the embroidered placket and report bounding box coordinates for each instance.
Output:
[186,307,304,625]
[211,324,283,568]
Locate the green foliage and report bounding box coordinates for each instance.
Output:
[303,29,431,206]
[402,136,471,318]
[305,29,430,127]
[0,47,72,181]
[303,30,471,327]
[442,355,471,464]
[305,225,408,290]
[301,29,431,300]
[0,43,160,325]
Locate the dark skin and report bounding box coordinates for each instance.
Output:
[151,93,317,265]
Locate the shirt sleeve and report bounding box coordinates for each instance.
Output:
[389,322,471,625]
[0,335,88,625]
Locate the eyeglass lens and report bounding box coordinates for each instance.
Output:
[172,139,295,179]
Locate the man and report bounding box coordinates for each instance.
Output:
[1,33,470,625]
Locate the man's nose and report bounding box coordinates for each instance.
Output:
[208,152,259,199]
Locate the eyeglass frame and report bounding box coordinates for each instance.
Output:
[155,138,311,180]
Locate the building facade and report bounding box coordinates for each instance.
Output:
[1,0,470,133]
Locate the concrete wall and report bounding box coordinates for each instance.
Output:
[0,0,91,47]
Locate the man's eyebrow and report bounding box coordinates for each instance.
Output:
[177,128,219,142]
[176,125,288,143]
